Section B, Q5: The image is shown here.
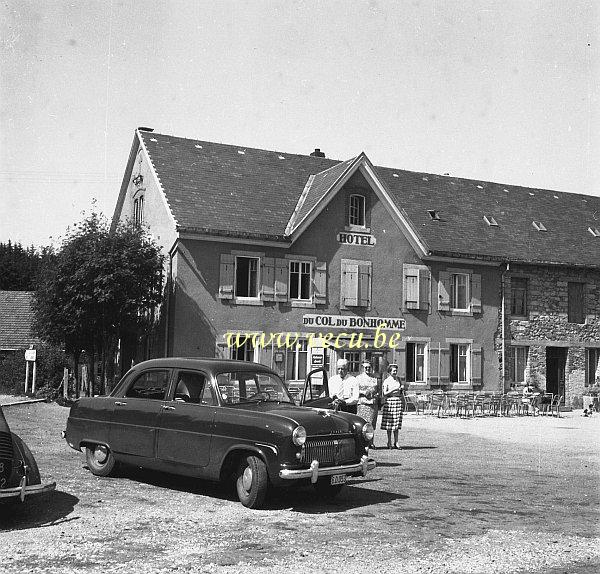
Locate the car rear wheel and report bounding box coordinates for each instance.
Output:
[85,444,117,477]
[313,479,345,500]
[236,455,268,509]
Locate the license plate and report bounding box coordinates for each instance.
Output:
[330,474,347,485]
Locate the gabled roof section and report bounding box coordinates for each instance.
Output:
[0,291,41,350]
[285,156,359,236]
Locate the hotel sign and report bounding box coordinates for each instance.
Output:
[303,314,405,331]
[337,232,376,246]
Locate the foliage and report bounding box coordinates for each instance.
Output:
[0,241,53,291]
[0,346,68,395]
[32,212,164,395]
[586,384,600,397]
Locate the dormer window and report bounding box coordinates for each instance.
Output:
[349,194,366,228]
[428,210,440,221]
[133,195,144,226]
[532,221,547,232]
[588,227,600,237]
[484,216,498,226]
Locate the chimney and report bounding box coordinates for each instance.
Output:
[310,148,325,158]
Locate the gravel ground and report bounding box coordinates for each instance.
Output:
[1,400,599,574]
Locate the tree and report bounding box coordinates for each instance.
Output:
[0,241,50,290]
[32,212,164,395]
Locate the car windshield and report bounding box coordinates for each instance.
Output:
[216,371,294,405]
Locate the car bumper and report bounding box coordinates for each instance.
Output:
[279,455,376,483]
[0,480,56,502]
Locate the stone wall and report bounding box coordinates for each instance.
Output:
[497,264,600,408]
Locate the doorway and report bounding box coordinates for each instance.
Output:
[546,346,567,403]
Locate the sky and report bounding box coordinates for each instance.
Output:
[1,0,598,248]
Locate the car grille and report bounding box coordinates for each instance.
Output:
[300,437,357,466]
[0,431,13,460]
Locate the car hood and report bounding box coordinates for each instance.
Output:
[227,402,360,436]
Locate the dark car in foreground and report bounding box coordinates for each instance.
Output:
[64,358,376,508]
[0,405,56,503]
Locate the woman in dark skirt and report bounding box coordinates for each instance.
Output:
[380,363,405,449]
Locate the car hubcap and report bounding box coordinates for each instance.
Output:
[94,445,108,464]
[242,466,253,491]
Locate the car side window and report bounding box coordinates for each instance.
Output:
[125,370,170,400]
[173,371,215,405]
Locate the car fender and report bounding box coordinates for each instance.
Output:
[218,441,279,480]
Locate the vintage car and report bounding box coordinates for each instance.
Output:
[64,358,375,508]
[0,404,56,503]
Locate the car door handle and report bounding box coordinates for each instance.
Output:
[162,405,176,411]
[114,401,127,406]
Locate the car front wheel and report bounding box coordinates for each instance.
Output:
[236,455,268,509]
[85,444,117,477]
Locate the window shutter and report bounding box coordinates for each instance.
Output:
[471,346,482,385]
[428,345,440,385]
[419,268,431,311]
[274,258,288,301]
[341,262,359,307]
[218,254,234,299]
[358,264,371,307]
[438,271,450,311]
[261,257,275,301]
[439,347,450,382]
[396,343,406,382]
[471,274,482,313]
[313,261,327,305]
[403,265,419,310]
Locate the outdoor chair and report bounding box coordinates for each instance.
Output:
[550,394,563,417]
[444,391,459,417]
[505,394,522,416]
[455,393,475,418]
[429,391,446,417]
[489,393,502,416]
[539,393,553,415]
[473,393,487,417]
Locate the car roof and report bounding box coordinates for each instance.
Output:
[129,357,276,375]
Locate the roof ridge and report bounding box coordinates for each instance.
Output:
[140,131,342,163]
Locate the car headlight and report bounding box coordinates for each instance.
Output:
[362,423,374,442]
[292,425,307,446]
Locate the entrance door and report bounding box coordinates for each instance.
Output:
[546,347,567,402]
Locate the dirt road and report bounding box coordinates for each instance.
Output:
[1,402,599,573]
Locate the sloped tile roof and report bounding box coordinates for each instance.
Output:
[141,132,336,240]
[139,131,600,267]
[0,291,41,350]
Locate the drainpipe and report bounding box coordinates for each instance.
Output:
[501,262,510,390]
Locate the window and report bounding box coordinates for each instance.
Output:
[285,340,308,380]
[133,195,144,226]
[349,194,366,227]
[511,277,528,317]
[403,264,431,311]
[235,256,260,298]
[568,282,584,323]
[343,351,361,374]
[216,371,293,405]
[586,348,600,387]
[289,261,312,301]
[406,343,427,383]
[173,371,214,404]
[341,259,371,308]
[125,369,170,400]
[231,338,254,362]
[438,271,481,313]
[450,344,469,383]
[511,346,529,383]
[451,273,470,311]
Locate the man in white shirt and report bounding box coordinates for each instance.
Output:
[328,358,359,414]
